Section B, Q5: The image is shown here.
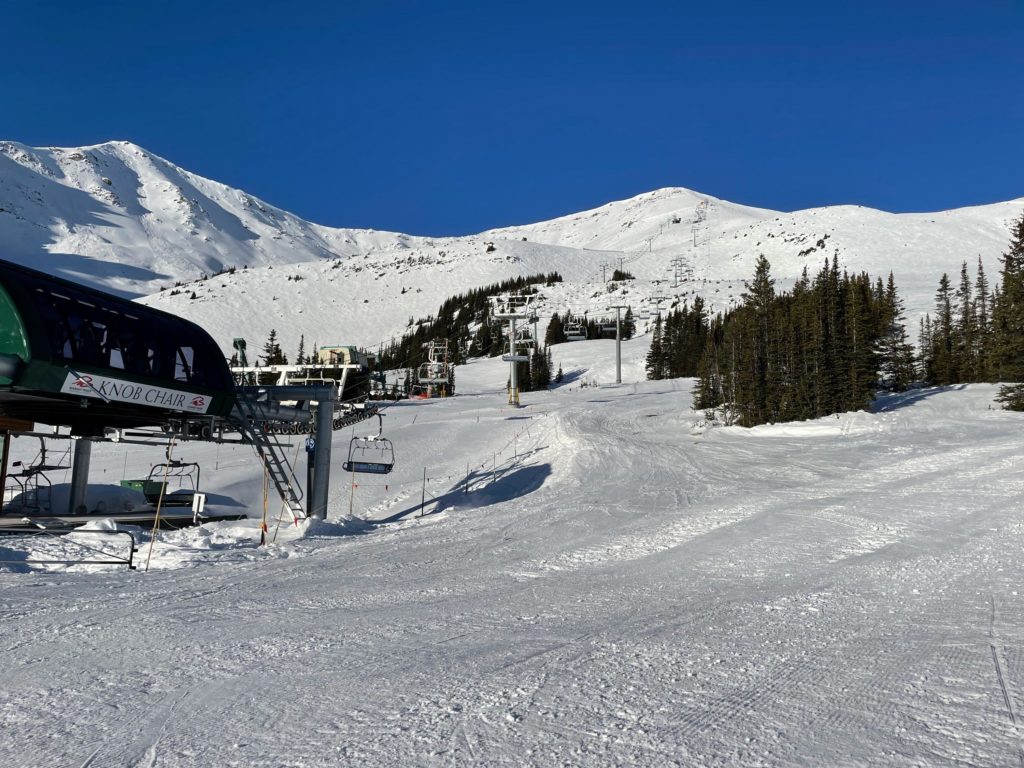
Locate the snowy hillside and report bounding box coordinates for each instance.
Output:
[0,140,414,297]
[5,343,1024,765]
[140,188,1024,358]
[2,140,1022,356]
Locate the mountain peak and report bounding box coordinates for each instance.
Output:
[2,139,1022,359]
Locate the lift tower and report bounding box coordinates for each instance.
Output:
[649,295,670,319]
[418,339,453,397]
[491,293,533,407]
[608,304,629,385]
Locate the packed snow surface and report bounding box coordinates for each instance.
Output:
[3,340,1024,766]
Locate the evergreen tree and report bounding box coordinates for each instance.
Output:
[690,260,899,426]
[295,334,306,366]
[993,214,1024,408]
[930,273,956,385]
[843,273,878,411]
[739,255,776,424]
[694,317,724,412]
[545,313,567,345]
[514,359,531,392]
[918,315,933,379]
[262,328,287,365]
[975,257,993,380]
[621,307,636,340]
[877,272,916,391]
[529,346,552,390]
[646,316,664,379]
[954,261,977,379]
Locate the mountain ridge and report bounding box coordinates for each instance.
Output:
[2,139,1022,360]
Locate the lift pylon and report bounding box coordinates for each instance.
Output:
[417,339,454,397]
[490,293,534,407]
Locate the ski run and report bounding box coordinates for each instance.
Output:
[4,339,1024,766]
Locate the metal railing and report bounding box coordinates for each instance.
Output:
[0,527,139,570]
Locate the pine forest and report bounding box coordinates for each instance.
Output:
[648,213,1024,426]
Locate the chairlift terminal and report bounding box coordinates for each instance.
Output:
[0,258,392,529]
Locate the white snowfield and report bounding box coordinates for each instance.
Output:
[3,339,1024,766]
[2,140,1022,360]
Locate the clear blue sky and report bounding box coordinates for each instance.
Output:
[4,0,1022,235]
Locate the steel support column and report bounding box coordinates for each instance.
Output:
[309,397,335,519]
[69,437,93,515]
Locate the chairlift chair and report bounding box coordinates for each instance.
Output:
[564,322,586,342]
[343,414,395,474]
[500,342,530,363]
[417,361,448,384]
[491,294,532,319]
[139,449,201,507]
[5,438,69,514]
[513,328,535,350]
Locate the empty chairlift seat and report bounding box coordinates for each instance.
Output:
[342,414,395,474]
[564,322,586,342]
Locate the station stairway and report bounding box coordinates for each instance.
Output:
[231,389,306,521]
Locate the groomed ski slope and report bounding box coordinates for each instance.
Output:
[4,338,1024,766]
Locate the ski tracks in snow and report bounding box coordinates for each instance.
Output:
[989,594,1024,767]
[9,384,1024,765]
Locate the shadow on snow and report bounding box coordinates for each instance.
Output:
[377,463,551,524]
[873,384,968,413]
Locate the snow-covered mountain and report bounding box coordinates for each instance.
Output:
[2,140,1021,357]
[7,142,1024,765]
[0,140,413,295]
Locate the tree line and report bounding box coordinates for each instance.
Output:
[648,212,1024,425]
[376,272,562,372]
[544,310,636,345]
[376,272,563,394]
[919,213,1024,408]
[675,255,909,427]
